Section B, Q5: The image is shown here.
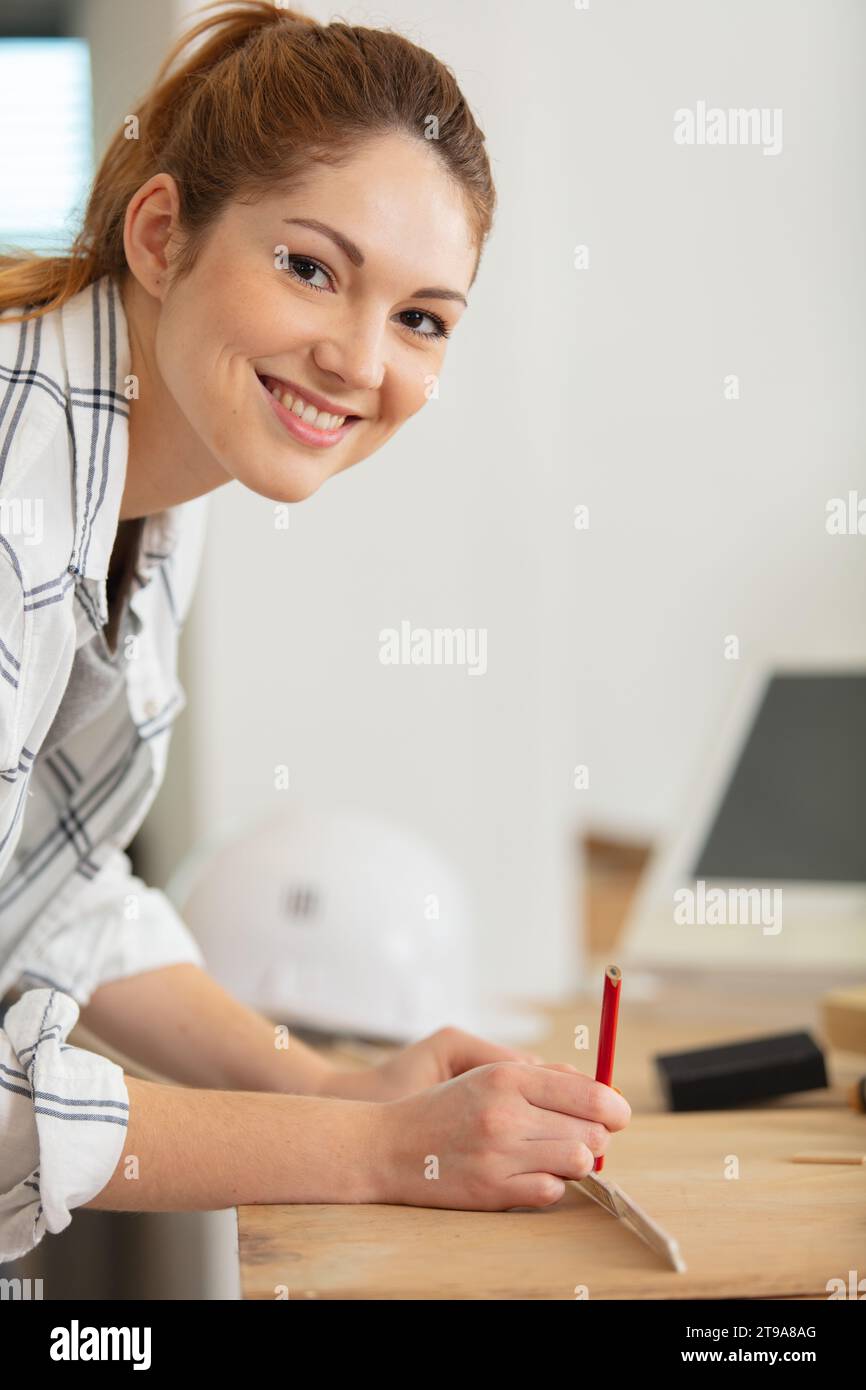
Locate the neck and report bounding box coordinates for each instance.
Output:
[118,272,228,521]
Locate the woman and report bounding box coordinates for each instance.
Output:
[0,1,629,1262]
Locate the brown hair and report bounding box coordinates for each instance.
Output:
[0,0,496,324]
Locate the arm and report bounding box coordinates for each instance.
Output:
[3,988,630,1245]
[87,1060,632,1216]
[78,962,336,1095]
[0,984,380,1260]
[82,1075,380,1210]
[79,966,546,1101]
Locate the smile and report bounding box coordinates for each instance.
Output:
[256,372,361,448]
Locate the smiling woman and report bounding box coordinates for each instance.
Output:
[0,0,630,1266]
[0,0,494,513]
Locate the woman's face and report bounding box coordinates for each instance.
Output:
[139,132,478,504]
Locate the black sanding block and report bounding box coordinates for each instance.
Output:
[654,1031,828,1111]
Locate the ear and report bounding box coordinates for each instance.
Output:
[123,173,183,300]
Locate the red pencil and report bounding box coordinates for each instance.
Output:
[593,964,622,1172]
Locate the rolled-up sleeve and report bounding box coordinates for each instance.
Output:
[4,845,206,1007]
[0,987,128,1262]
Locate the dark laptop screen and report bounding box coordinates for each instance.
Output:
[692,673,866,883]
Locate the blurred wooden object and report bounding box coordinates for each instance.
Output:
[583,834,653,957]
[822,986,866,1055]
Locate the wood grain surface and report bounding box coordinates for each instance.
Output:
[238,1107,866,1300]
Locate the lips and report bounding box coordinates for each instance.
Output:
[256,372,361,449]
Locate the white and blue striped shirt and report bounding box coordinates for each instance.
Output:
[0,274,209,1261]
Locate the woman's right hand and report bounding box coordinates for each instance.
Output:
[371,1060,632,1210]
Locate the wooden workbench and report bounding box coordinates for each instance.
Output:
[237,983,866,1299]
[237,842,866,1299]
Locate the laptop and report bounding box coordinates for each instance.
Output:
[618,665,866,988]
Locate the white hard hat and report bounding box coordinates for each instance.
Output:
[167,803,543,1046]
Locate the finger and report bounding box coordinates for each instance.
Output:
[522,1105,608,1143]
[540,1063,630,1123]
[503,1173,569,1209]
[520,1127,611,1173]
[512,1140,597,1183]
[515,1065,631,1130]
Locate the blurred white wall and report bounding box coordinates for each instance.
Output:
[557,0,866,841]
[160,0,866,1005]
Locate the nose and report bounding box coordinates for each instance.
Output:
[312,310,386,394]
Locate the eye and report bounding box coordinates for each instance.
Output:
[396,309,450,341]
[284,255,333,293]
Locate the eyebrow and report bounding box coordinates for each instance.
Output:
[282,217,468,307]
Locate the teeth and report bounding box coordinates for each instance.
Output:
[267,379,346,430]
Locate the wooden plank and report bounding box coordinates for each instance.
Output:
[238,1107,866,1300]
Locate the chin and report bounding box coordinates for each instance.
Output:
[236,458,335,506]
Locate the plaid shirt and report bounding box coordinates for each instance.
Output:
[0,274,208,1260]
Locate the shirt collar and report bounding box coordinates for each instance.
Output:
[59,274,182,625]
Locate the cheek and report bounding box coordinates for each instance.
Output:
[159,298,238,402]
[153,329,228,459]
[156,300,207,389]
[166,343,214,419]
[390,371,434,424]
